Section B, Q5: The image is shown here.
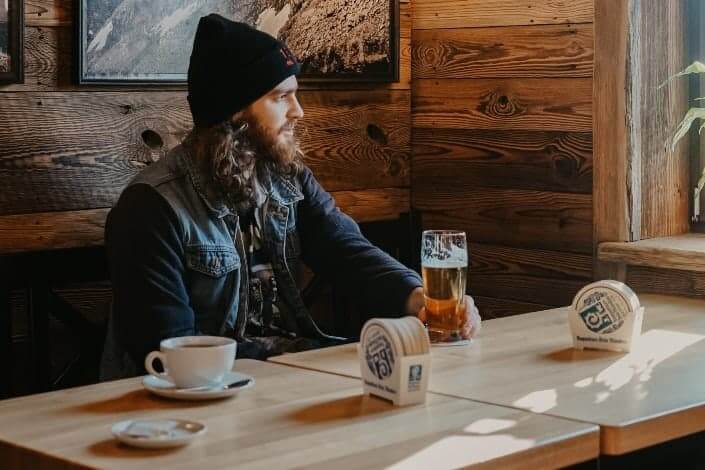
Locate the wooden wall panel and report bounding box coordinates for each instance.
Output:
[413,24,593,79]
[25,0,70,27]
[413,78,592,132]
[412,0,595,314]
[634,0,690,239]
[420,188,593,254]
[413,129,593,194]
[627,266,705,300]
[413,0,593,30]
[473,296,552,320]
[468,243,592,306]
[0,90,409,216]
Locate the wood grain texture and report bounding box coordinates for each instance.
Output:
[413,0,593,30]
[0,90,409,215]
[599,234,705,273]
[473,296,552,320]
[25,0,69,27]
[466,243,592,306]
[627,265,705,299]
[333,188,410,223]
[297,90,411,191]
[413,78,592,132]
[633,0,690,239]
[418,188,593,254]
[593,0,632,283]
[273,294,705,455]
[413,128,593,194]
[0,209,108,254]
[413,24,593,79]
[0,359,599,469]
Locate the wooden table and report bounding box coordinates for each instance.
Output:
[0,359,598,469]
[270,294,705,455]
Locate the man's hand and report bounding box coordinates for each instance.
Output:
[406,287,481,339]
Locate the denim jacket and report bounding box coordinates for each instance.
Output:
[100,145,422,380]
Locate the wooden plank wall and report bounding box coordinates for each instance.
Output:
[0,0,413,254]
[411,0,594,318]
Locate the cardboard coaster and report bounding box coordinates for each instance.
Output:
[359,317,432,406]
[570,280,643,353]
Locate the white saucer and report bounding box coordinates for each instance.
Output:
[142,371,254,401]
[112,418,206,449]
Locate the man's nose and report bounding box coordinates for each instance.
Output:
[289,96,304,119]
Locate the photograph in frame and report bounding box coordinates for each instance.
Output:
[78,0,399,84]
[0,0,24,84]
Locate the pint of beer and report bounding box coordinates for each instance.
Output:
[421,230,468,343]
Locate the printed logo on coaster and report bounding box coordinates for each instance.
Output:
[579,292,625,334]
[365,328,395,380]
[408,364,422,392]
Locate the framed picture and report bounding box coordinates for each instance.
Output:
[77,0,399,85]
[0,0,24,84]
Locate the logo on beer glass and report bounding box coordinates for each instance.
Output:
[365,329,395,380]
[579,294,624,334]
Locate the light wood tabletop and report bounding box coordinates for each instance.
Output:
[0,359,598,469]
[270,294,705,455]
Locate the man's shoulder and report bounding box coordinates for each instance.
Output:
[295,164,322,195]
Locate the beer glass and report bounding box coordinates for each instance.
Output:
[421,230,468,343]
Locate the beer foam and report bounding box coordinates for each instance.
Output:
[421,259,467,269]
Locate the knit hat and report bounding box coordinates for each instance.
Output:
[187,14,301,128]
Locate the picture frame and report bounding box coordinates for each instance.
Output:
[76,0,399,85]
[0,0,24,84]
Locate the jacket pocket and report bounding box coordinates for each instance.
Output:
[185,244,240,277]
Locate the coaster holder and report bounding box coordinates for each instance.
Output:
[358,327,431,406]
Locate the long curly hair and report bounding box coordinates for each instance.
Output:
[184,112,304,212]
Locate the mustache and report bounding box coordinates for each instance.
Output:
[280,121,297,132]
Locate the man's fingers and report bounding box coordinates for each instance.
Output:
[417,306,427,323]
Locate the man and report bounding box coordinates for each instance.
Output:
[100,14,479,380]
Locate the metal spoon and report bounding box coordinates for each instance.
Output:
[175,378,252,393]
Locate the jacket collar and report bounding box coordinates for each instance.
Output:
[178,145,304,217]
[257,163,304,206]
[178,146,232,218]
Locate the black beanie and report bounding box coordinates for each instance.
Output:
[187,14,301,128]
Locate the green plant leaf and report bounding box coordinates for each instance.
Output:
[697,166,705,194]
[670,107,705,151]
[659,61,705,89]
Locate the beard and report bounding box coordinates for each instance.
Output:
[245,114,301,171]
[189,113,304,214]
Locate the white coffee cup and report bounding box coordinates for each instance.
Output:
[144,336,237,388]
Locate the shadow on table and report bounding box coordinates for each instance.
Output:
[68,389,218,414]
[288,394,395,423]
[543,348,623,363]
[88,438,183,459]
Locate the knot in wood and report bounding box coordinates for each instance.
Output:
[366,124,387,145]
[480,92,523,118]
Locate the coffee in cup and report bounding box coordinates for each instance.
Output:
[144,336,236,388]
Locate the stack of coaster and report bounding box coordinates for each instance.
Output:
[359,316,431,406]
[570,280,644,353]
